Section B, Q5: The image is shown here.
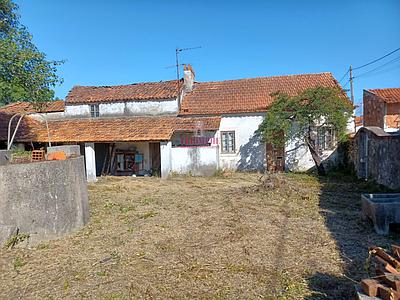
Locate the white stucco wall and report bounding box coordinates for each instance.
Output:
[84,142,97,182]
[65,104,91,117]
[218,115,266,171]
[160,141,172,179]
[30,112,65,121]
[171,146,219,175]
[65,99,178,118]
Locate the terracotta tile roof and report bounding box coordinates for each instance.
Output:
[355,115,363,127]
[367,88,400,103]
[0,116,221,143]
[0,100,65,114]
[180,72,344,115]
[0,112,44,143]
[66,80,180,104]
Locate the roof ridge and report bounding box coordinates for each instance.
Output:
[71,79,180,89]
[193,72,333,85]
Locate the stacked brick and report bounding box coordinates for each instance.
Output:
[360,245,400,299]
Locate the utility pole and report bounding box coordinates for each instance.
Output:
[349,65,354,104]
[349,65,356,132]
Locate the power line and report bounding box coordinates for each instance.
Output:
[355,55,400,78]
[355,63,400,79]
[338,68,350,84]
[353,47,400,70]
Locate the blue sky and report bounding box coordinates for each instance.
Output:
[15,0,400,115]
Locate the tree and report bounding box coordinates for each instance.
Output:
[0,0,63,106]
[259,86,353,175]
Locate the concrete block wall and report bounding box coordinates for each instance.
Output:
[0,157,90,246]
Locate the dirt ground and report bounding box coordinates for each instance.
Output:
[0,172,397,299]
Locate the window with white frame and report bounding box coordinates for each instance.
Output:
[316,126,335,151]
[90,104,100,118]
[221,131,236,153]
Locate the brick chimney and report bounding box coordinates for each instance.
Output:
[183,64,195,92]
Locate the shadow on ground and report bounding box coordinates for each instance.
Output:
[306,172,399,299]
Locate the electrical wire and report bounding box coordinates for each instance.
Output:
[355,56,400,78]
[338,68,350,84]
[353,47,400,70]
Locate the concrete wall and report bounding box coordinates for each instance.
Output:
[218,115,266,171]
[352,126,400,189]
[160,141,172,178]
[65,99,179,118]
[171,146,219,176]
[85,142,97,182]
[0,157,90,245]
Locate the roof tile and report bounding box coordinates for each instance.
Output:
[66,80,180,104]
[368,88,400,103]
[180,73,343,115]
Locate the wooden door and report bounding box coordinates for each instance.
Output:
[266,143,285,172]
[149,142,161,175]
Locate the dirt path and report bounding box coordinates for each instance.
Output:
[0,173,395,299]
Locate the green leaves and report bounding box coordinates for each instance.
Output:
[259,86,354,147]
[0,0,63,106]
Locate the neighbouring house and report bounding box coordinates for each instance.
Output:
[0,66,351,180]
[363,88,400,132]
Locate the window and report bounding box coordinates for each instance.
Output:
[316,126,335,151]
[221,131,235,153]
[90,104,100,118]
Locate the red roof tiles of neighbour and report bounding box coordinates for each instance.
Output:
[0,100,65,114]
[355,115,363,127]
[1,116,221,143]
[367,88,400,103]
[66,80,180,104]
[180,72,344,115]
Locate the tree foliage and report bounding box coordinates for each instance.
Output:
[0,0,63,106]
[259,86,353,175]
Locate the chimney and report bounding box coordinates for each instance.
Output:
[183,64,195,92]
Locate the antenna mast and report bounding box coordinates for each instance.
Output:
[175,46,201,96]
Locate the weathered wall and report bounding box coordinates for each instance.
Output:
[64,99,179,118]
[171,146,219,176]
[352,126,400,189]
[160,141,172,178]
[218,115,266,171]
[0,157,90,245]
[385,103,400,130]
[363,90,385,128]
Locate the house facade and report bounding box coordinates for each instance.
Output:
[363,88,400,132]
[0,66,351,180]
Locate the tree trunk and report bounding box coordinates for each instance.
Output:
[306,129,326,176]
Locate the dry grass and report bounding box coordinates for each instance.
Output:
[0,172,397,299]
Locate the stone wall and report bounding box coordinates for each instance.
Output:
[352,126,400,189]
[0,156,90,246]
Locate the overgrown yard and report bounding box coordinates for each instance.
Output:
[0,173,397,299]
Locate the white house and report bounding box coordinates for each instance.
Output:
[0,65,351,181]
